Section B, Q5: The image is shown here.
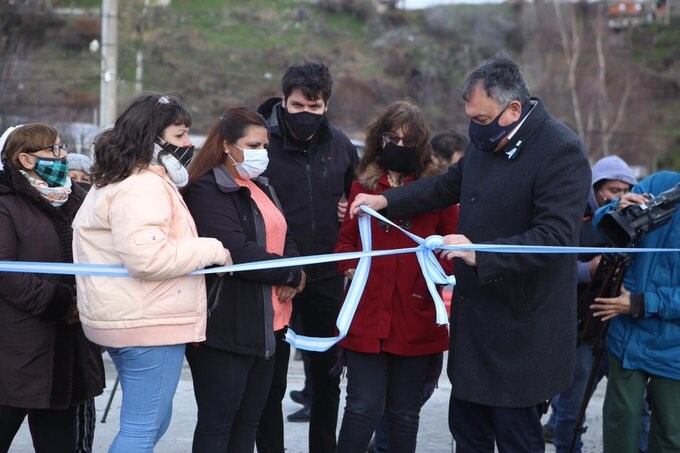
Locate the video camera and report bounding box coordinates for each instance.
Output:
[599,182,680,247]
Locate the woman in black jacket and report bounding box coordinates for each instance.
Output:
[0,124,104,453]
[183,107,306,453]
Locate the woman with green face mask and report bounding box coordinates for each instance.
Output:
[9,125,71,204]
[0,123,105,453]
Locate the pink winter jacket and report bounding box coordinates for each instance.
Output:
[72,165,230,348]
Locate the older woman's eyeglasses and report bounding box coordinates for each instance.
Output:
[28,143,69,158]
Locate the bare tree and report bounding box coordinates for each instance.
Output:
[593,7,633,157]
[552,0,585,142]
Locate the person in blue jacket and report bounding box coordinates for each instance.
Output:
[592,170,680,453]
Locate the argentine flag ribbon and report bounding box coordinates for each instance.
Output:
[285,205,455,352]
[1,207,679,352]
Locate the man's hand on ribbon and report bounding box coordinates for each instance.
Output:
[345,268,356,280]
[349,193,388,219]
[439,234,476,266]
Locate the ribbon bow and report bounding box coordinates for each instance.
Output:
[285,205,453,352]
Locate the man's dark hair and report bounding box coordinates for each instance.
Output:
[462,54,531,106]
[281,61,333,103]
[431,131,469,161]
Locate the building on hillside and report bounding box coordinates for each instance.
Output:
[606,0,667,29]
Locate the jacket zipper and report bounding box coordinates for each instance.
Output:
[263,279,271,360]
[306,159,317,241]
[251,198,274,360]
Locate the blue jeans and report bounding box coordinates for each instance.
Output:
[105,344,186,453]
[337,351,435,453]
[373,416,388,452]
[553,341,608,453]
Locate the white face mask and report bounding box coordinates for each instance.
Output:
[153,143,189,188]
[229,146,269,180]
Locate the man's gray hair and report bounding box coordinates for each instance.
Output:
[462,54,531,107]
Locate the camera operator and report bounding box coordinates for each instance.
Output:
[544,155,639,452]
[592,170,680,453]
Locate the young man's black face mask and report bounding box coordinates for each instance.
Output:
[283,110,325,141]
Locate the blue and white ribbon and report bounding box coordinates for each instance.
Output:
[285,206,455,351]
[1,207,680,351]
[286,208,374,351]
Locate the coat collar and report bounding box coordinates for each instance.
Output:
[357,162,441,192]
[498,97,549,160]
[212,165,270,194]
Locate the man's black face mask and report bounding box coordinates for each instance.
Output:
[468,102,529,153]
[284,109,325,141]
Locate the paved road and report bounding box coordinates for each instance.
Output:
[10,351,605,452]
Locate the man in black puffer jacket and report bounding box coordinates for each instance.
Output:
[256,61,358,453]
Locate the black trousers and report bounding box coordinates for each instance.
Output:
[186,344,275,453]
[255,331,291,453]
[0,405,76,453]
[449,397,545,453]
[257,276,343,453]
[337,350,435,453]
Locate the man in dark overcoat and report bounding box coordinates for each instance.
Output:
[350,55,591,452]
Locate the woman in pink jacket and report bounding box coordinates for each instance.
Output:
[72,94,231,452]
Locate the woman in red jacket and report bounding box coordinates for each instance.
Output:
[335,100,458,453]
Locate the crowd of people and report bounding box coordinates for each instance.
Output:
[0,55,677,453]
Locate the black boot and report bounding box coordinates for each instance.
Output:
[290,389,311,407]
[287,405,311,423]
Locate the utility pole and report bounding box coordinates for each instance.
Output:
[134,0,150,95]
[100,0,118,127]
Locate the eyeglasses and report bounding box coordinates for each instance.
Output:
[28,143,68,158]
[382,133,414,148]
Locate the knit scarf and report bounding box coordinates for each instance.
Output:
[20,170,72,207]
